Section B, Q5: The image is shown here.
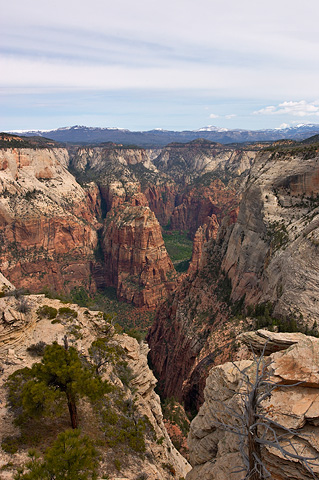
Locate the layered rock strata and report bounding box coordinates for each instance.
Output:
[148,145,319,414]
[0,147,100,292]
[187,331,319,480]
[103,204,176,308]
[222,147,319,324]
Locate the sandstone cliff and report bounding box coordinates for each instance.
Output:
[103,204,176,308]
[222,146,319,324]
[187,330,319,480]
[170,180,238,237]
[0,147,100,293]
[154,140,257,185]
[0,286,190,479]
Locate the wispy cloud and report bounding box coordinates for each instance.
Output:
[210,113,236,120]
[254,101,319,117]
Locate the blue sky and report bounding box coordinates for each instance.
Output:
[2,0,319,131]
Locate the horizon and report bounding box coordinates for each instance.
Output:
[2,1,319,131]
[5,122,319,135]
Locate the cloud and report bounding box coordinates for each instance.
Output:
[210,113,236,120]
[254,100,319,117]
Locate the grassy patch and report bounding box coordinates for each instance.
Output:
[162,230,193,272]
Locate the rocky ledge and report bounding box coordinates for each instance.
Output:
[187,330,319,480]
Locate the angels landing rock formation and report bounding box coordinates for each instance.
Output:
[103,203,176,308]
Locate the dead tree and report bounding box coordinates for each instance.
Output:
[213,342,319,479]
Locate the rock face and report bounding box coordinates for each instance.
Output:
[187,215,219,274]
[170,180,238,237]
[144,183,178,226]
[187,331,319,480]
[0,147,100,293]
[103,204,176,308]
[222,147,319,324]
[154,140,257,185]
[0,288,191,480]
[147,144,319,415]
[147,215,239,412]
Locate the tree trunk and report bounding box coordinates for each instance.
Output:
[67,395,78,429]
[247,390,263,480]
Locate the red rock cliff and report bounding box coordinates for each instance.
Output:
[0,147,100,293]
[103,204,176,308]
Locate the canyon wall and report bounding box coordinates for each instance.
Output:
[0,147,100,293]
[148,144,319,413]
[222,148,319,324]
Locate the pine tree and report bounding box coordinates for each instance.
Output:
[7,341,111,429]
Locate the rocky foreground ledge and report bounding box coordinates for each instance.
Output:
[0,277,190,480]
[187,330,319,480]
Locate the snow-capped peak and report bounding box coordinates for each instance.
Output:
[194,126,229,132]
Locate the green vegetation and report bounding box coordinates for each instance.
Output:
[41,286,154,336]
[266,220,289,251]
[6,342,111,430]
[88,336,126,375]
[26,342,47,357]
[99,394,151,453]
[15,430,98,480]
[247,302,318,336]
[162,230,193,272]
[58,307,78,319]
[264,142,319,160]
[162,397,190,438]
[36,305,57,320]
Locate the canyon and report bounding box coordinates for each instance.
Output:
[1,131,319,478]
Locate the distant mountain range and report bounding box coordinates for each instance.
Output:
[8,124,319,146]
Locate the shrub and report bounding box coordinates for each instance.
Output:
[58,307,78,319]
[36,306,58,320]
[16,298,31,314]
[26,342,47,357]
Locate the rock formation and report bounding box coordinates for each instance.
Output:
[147,214,239,412]
[187,215,219,274]
[186,330,319,480]
[222,147,319,324]
[154,140,257,185]
[103,204,176,308]
[0,146,100,293]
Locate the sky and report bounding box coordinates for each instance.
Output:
[1,0,319,131]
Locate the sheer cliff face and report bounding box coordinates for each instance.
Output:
[222,149,319,324]
[0,148,100,292]
[154,141,257,185]
[103,204,176,308]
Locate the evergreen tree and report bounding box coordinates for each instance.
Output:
[15,429,98,480]
[7,342,111,429]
